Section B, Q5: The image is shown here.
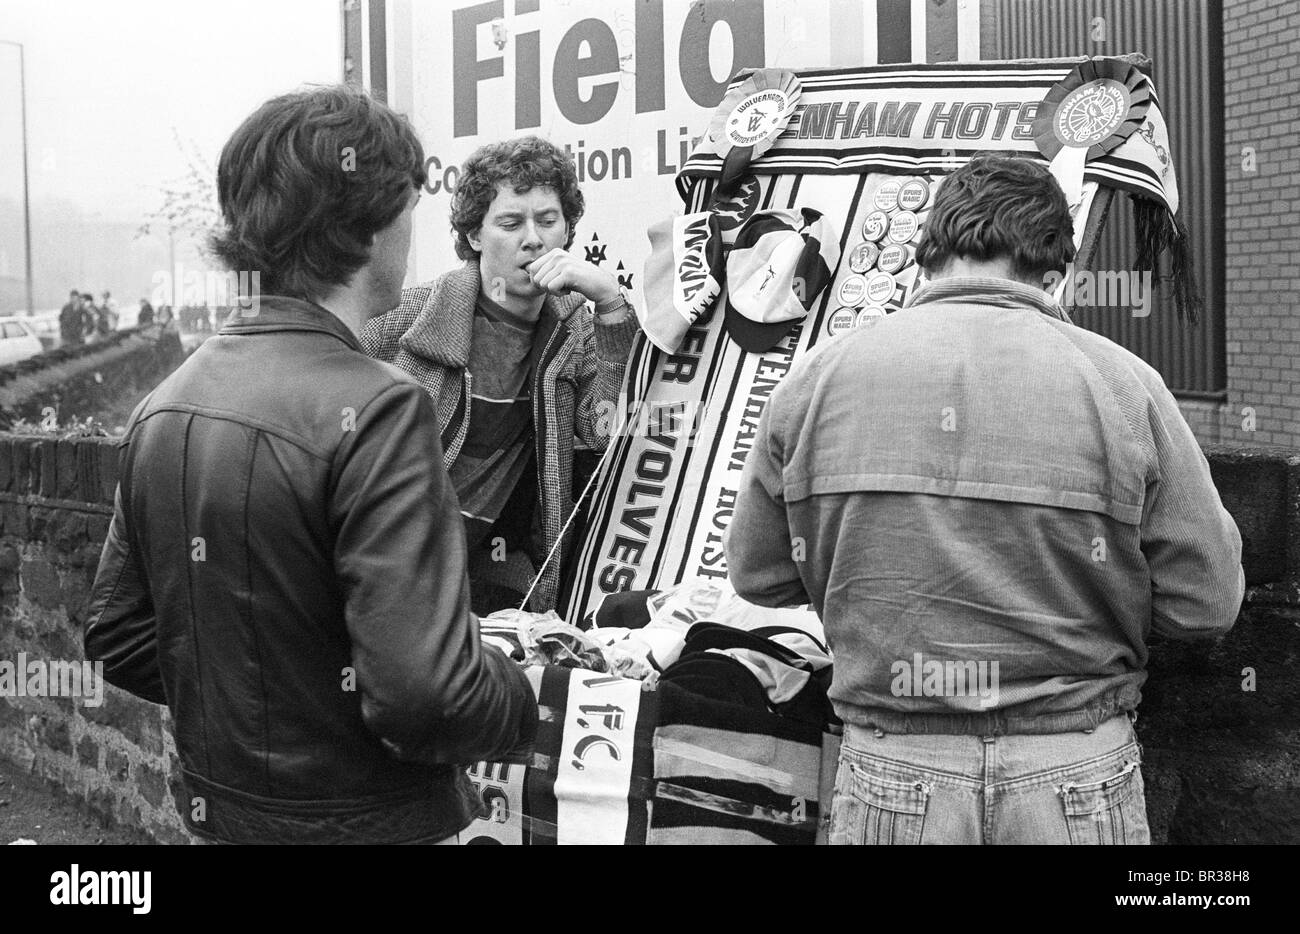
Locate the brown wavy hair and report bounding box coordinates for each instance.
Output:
[450,136,584,260]
[210,85,426,301]
[916,155,1076,281]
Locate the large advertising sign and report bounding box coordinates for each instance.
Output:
[364,0,982,292]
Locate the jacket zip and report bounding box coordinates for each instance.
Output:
[530,318,579,580]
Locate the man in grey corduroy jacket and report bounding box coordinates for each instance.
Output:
[727,155,1244,844]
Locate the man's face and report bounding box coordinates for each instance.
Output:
[469,184,568,311]
[365,187,420,318]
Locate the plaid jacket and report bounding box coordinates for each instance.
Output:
[361,260,640,612]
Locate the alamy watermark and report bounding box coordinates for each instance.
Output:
[50,864,151,914]
[151,263,261,315]
[1043,265,1154,317]
[890,653,1000,708]
[593,399,709,445]
[0,653,104,708]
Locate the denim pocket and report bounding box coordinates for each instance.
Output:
[829,754,931,845]
[1058,750,1150,845]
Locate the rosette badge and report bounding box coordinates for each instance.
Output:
[1034,59,1151,160]
[1032,59,1151,205]
[706,69,802,196]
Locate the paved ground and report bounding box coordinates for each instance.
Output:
[0,758,153,845]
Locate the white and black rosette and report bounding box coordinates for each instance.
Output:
[704,69,802,198]
[1032,58,1151,161]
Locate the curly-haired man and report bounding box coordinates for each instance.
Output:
[364,135,640,615]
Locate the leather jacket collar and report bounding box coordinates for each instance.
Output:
[219,294,364,352]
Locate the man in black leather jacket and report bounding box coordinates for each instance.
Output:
[84,86,537,845]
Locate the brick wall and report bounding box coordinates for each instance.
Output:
[0,434,192,843]
[1176,399,1227,445]
[0,432,1297,843]
[0,326,190,842]
[1222,0,1300,448]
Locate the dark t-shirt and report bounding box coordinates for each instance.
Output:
[449,293,548,557]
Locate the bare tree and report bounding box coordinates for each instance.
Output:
[139,128,219,245]
[137,129,220,308]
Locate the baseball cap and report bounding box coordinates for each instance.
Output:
[723,208,841,353]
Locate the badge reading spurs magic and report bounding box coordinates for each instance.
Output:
[1033,59,1151,161]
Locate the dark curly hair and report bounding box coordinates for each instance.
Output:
[210,85,426,301]
[451,136,584,260]
[915,154,1075,282]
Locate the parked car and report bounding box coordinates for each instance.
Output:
[0,316,46,366]
[24,310,62,351]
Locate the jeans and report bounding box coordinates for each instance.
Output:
[829,713,1150,844]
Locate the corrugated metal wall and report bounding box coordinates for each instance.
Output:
[985,0,1225,395]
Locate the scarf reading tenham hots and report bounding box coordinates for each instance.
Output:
[559,56,1191,626]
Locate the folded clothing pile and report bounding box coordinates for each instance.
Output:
[582,579,837,726]
[481,580,837,722]
[469,582,840,845]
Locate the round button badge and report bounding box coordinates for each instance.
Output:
[856,305,887,327]
[872,180,902,212]
[725,89,793,148]
[827,307,857,336]
[887,211,919,243]
[848,241,879,274]
[898,178,930,211]
[865,272,896,305]
[860,211,889,242]
[837,275,868,306]
[877,243,910,274]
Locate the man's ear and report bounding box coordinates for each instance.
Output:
[468,227,482,253]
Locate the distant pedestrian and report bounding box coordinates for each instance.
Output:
[137,299,155,327]
[81,293,100,341]
[95,304,115,336]
[101,290,120,322]
[59,289,86,346]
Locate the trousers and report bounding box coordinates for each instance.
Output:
[829,713,1150,844]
